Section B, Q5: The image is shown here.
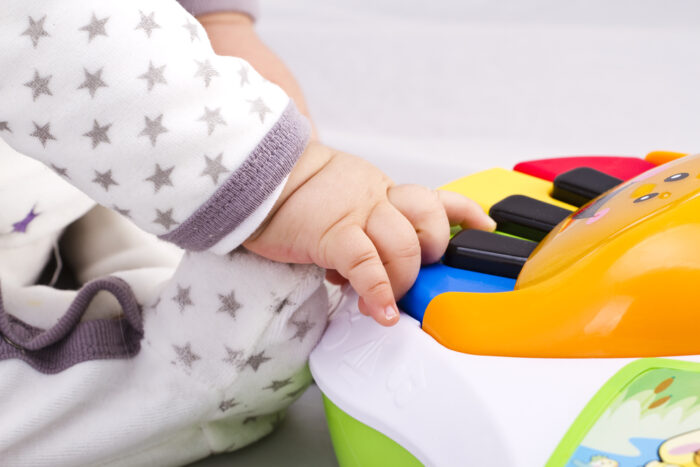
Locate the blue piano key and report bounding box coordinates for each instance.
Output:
[399,262,516,322]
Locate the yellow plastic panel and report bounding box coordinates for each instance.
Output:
[439,168,575,212]
[424,154,700,358]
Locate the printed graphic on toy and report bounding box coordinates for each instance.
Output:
[520,155,700,289]
[549,359,700,467]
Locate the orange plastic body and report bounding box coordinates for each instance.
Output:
[645,150,687,165]
[423,154,700,358]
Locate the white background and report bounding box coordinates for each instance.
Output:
[260,0,700,188]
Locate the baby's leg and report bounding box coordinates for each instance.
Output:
[145,247,329,453]
[0,231,328,465]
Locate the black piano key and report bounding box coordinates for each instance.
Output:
[444,229,538,279]
[551,167,623,207]
[489,195,573,242]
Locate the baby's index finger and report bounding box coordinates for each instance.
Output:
[322,223,399,326]
[437,189,497,232]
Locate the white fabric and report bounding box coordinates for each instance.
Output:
[0,141,95,285]
[0,3,327,464]
[0,0,291,250]
[208,179,286,255]
[0,195,329,466]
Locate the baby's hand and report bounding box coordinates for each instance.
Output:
[244,142,496,326]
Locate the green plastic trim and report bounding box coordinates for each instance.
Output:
[322,395,423,467]
[546,358,700,466]
[450,225,530,241]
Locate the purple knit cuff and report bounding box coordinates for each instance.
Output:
[178,0,260,21]
[0,277,143,374]
[159,101,310,251]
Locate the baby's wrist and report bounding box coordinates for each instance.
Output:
[244,142,334,245]
[196,11,253,29]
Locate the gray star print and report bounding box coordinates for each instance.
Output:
[145,163,174,192]
[290,318,315,341]
[239,66,250,86]
[219,398,239,412]
[263,378,293,392]
[92,169,118,191]
[154,208,177,230]
[78,68,108,98]
[138,61,167,91]
[173,343,200,368]
[201,153,229,184]
[172,285,193,312]
[79,13,109,42]
[135,10,160,38]
[248,98,272,123]
[139,114,168,146]
[223,346,244,366]
[50,164,68,178]
[244,351,271,371]
[30,122,56,147]
[286,387,306,399]
[113,206,130,217]
[197,107,226,135]
[217,290,241,319]
[183,19,200,42]
[24,70,52,101]
[274,297,290,314]
[194,59,219,87]
[22,16,49,48]
[83,119,111,148]
[0,122,11,133]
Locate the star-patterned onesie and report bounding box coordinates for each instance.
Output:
[0,1,331,465]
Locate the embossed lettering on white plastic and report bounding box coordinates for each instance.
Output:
[386,359,427,408]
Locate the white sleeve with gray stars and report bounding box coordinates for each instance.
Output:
[0,0,310,254]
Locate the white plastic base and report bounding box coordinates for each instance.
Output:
[310,291,700,466]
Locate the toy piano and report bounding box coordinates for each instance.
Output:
[309,150,700,467]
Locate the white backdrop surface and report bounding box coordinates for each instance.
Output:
[258,0,700,187]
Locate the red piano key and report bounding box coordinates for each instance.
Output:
[514,156,655,182]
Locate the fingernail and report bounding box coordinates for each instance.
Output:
[384,304,398,320]
[486,217,498,231]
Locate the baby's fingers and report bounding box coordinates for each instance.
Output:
[365,201,422,299]
[437,190,497,231]
[388,184,450,264]
[323,224,399,326]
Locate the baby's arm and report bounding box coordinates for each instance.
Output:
[1,0,306,255]
[182,7,497,324]
[244,142,496,326]
[191,10,318,138]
